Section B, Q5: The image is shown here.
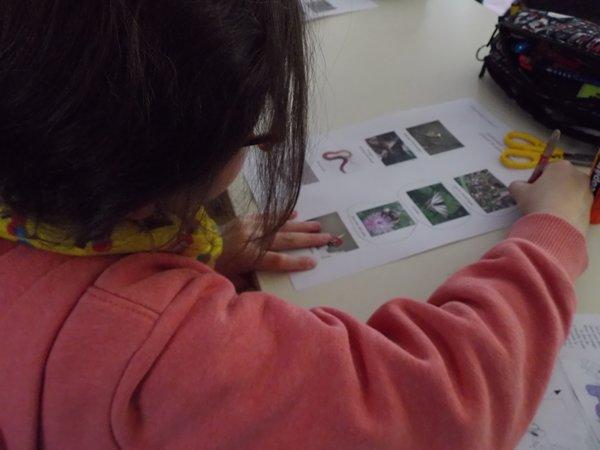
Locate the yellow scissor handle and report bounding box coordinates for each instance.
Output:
[504,131,545,150]
[500,131,565,169]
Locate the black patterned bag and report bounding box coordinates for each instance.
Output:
[479,2,600,145]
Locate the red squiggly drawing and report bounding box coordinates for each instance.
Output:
[322,150,353,173]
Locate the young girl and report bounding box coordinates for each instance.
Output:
[0,1,593,449]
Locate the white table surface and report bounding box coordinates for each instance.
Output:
[230,0,600,321]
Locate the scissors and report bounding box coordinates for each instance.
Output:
[500,131,595,169]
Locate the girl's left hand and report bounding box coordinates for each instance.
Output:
[215,212,332,278]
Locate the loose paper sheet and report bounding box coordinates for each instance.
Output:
[517,314,600,450]
[302,0,377,21]
[247,99,526,289]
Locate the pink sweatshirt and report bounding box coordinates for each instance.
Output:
[0,213,588,449]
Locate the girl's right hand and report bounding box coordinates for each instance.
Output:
[509,160,594,235]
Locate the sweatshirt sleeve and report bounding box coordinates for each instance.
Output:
[112,213,588,450]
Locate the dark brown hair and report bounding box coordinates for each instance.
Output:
[0,0,308,244]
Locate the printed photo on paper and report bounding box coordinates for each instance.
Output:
[406,120,464,155]
[365,132,416,166]
[407,183,470,225]
[454,169,516,213]
[309,212,359,258]
[357,202,415,237]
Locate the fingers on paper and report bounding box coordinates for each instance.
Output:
[258,252,317,272]
[279,220,322,233]
[270,232,332,251]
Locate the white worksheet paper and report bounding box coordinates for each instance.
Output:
[517,314,600,450]
[245,99,527,290]
[302,0,377,21]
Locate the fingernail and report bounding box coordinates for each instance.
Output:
[303,258,317,269]
[327,236,343,247]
